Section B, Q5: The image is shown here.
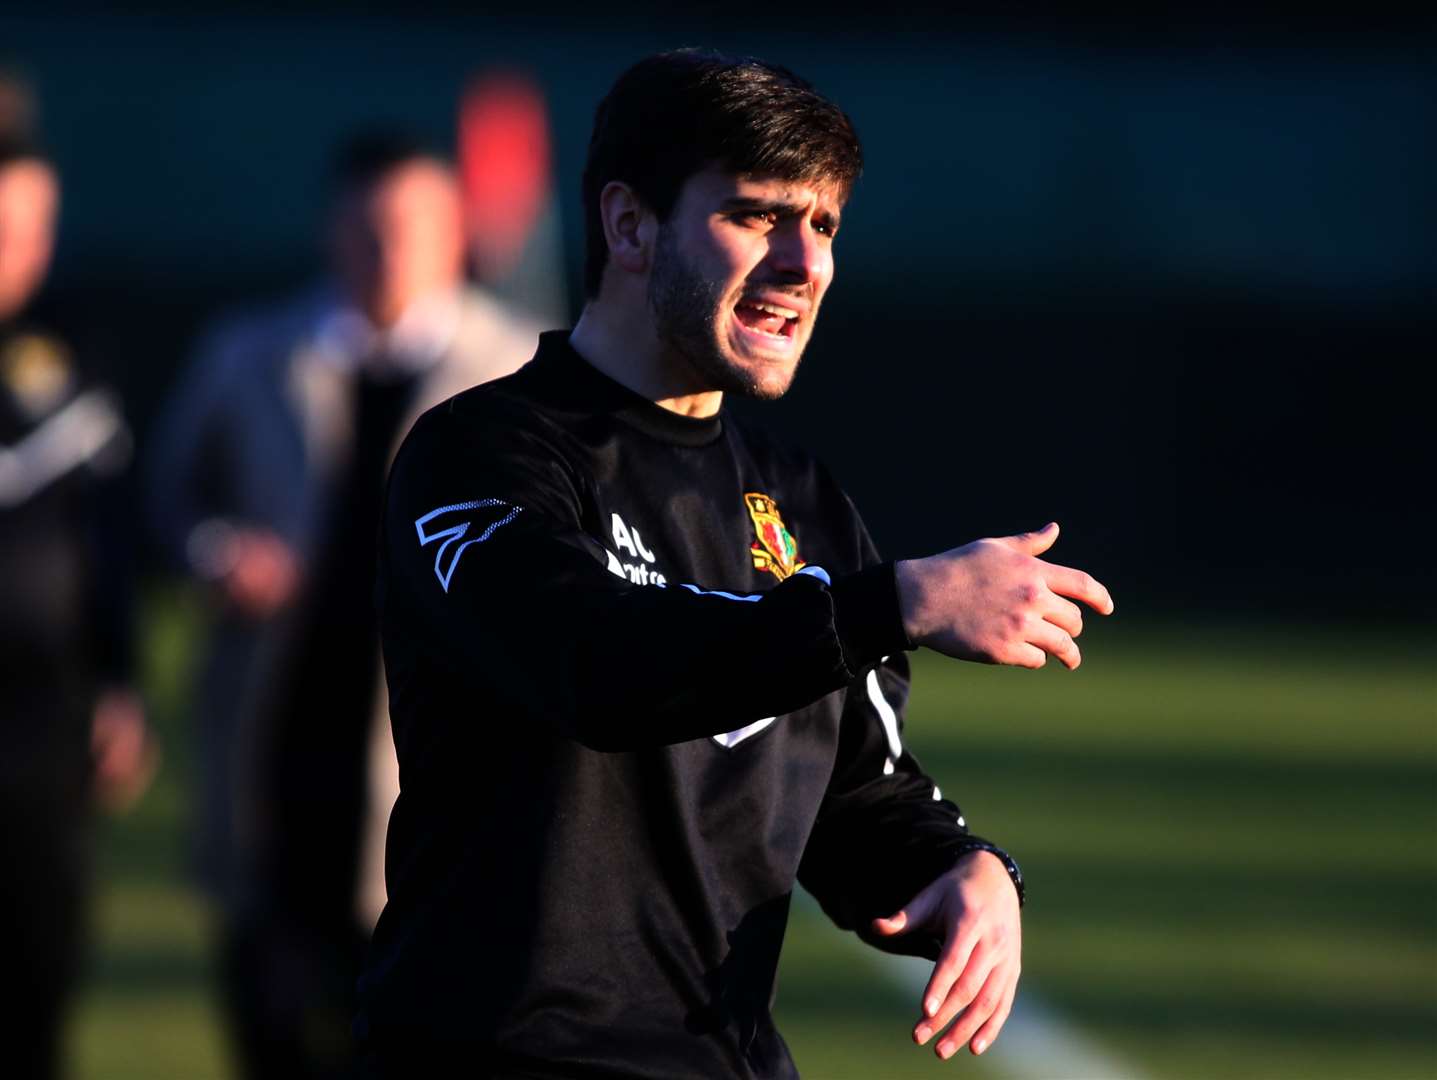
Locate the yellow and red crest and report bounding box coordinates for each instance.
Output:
[745,492,805,581]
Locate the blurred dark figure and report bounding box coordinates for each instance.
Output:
[0,136,153,1079]
[148,133,535,1079]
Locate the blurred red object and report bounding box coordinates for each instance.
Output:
[458,71,552,284]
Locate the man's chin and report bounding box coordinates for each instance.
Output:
[736,365,797,401]
[713,347,800,400]
[662,330,804,401]
[723,337,807,399]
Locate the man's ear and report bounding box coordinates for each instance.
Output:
[599,180,655,276]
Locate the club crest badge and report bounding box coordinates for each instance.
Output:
[745,492,805,581]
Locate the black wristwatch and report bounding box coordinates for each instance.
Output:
[953,841,1026,908]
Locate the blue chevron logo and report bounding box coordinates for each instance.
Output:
[414,499,523,592]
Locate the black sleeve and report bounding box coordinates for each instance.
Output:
[796,653,1003,957]
[796,489,1014,955]
[85,455,138,687]
[380,399,908,752]
[75,381,137,689]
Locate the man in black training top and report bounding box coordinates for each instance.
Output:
[356,50,1114,1079]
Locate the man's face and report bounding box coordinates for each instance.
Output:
[647,168,841,401]
[0,159,58,322]
[330,158,466,328]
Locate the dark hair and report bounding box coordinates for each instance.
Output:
[581,49,862,298]
[0,136,50,174]
[0,66,40,145]
[328,130,443,200]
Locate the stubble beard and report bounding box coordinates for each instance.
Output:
[647,223,802,402]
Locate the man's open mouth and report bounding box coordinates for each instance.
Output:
[733,298,799,339]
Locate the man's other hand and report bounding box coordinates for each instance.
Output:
[223,528,301,619]
[871,850,1022,1060]
[895,522,1114,669]
[91,687,158,813]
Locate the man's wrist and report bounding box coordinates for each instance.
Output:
[828,561,912,672]
[893,558,930,645]
[953,841,1025,907]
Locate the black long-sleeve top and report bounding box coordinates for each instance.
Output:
[356,332,1002,1079]
[1,317,133,801]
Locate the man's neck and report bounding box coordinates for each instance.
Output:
[569,303,723,419]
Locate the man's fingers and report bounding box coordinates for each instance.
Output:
[1042,562,1114,615]
[1026,619,1081,671]
[1009,642,1047,670]
[1001,521,1059,557]
[934,962,1010,1061]
[968,983,1018,1057]
[913,930,986,1039]
[1042,594,1084,638]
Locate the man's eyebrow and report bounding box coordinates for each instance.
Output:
[719,195,799,214]
[719,196,843,230]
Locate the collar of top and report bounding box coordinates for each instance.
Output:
[539,331,725,449]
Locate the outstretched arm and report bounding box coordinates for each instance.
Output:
[382,403,906,751]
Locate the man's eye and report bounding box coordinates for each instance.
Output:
[737,210,776,226]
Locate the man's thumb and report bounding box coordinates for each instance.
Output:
[1008,521,1059,556]
[872,909,910,936]
[872,885,938,937]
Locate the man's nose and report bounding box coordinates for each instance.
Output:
[767,220,826,283]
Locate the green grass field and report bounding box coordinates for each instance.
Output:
[70,604,1437,1078]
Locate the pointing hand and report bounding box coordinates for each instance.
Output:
[895,522,1114,669]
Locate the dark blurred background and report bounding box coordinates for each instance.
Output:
[9,8,1433,619]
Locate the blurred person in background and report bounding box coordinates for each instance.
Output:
[148,132,536,1078]
[0,130,153,1077]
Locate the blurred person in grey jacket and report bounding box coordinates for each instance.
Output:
[148,132,536,1078]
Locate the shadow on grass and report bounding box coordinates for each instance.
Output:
[778,959,910,1017]
[1054,987,1437,1045]
[87,943,213,993]
[1029,857,1436,932]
